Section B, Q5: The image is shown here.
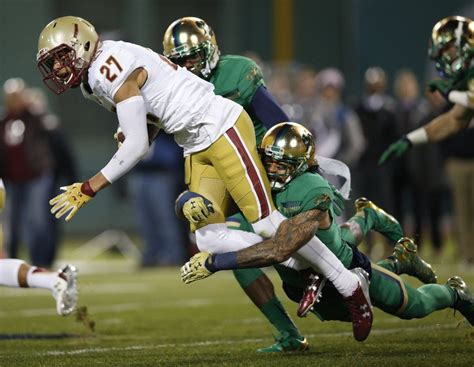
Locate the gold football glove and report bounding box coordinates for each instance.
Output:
[181,252,214,284]
[182,196,214,224]
[50,183,94,221]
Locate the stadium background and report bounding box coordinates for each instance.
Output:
[0,0,471,234]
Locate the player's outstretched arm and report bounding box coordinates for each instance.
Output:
[181,205,328,284]
[379,103,474,165]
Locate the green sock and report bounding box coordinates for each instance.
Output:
[260,297,302,339]
[233,269,302,339]
[398,283,456,319]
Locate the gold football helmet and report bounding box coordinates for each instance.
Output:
[37,16,99,94]
[163,16,219,78]
[260,122,315,191]
[428,15,474,79]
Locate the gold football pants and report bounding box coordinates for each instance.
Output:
[185,111,275,227]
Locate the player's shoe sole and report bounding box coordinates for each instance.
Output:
[297,274,327,317]
[54,264,78,316]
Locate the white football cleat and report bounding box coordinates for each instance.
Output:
[53,264,78,316]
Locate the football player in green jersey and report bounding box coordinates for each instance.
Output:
[182,122,474,329]
[380,16,474,164]
[163,17,308,352]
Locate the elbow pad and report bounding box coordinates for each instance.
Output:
[101,96,149,183]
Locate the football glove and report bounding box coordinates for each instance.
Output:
[181,252,214,284]
[50,183,94,221]
[175,191,215,224]
[378,137,411,165]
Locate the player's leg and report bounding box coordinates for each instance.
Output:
[377,238,437,284]
[0,259,78,316]
[370,264,455,319]
[340,205,436,284]
[227,214,307,352]
[340,197,403,246]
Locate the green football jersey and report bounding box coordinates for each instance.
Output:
[227,172,354,268]
[209,55,267,144]
[275,172,353,268]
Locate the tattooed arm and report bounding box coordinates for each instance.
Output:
[181,205,330,283]
[234,208,328,268]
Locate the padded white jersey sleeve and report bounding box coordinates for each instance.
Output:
[100,96,150,183]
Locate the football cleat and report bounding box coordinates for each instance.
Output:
[343,268,373,342]
[392,238,437,284]
[257,331,309,353]
[53,264,78,316]
[354,197,403,243]
[297,273,327,318]
[447,276,474,326]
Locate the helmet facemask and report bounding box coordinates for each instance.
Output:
[168,41,217,78]
[261,145,308,192]
[37,44,88,94]
[37,16,99,94]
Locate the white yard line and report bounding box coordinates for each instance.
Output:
[38,323,458,357]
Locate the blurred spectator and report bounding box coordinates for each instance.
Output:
[26,87,78,265]
[392,70,448,253]
[0,78,55,267]
[128,133,187,267]
[308,68,365,167]
[410,89,450,255]
[353,67,398,256]
[391,70,426,241]
[440,108,474,267]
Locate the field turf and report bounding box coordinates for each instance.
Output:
[0,257,473,366]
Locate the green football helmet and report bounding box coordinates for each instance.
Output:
[428,15,474,80]
[163,16,220,79]
[260,122,316,191]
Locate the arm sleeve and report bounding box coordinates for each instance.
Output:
[100,96,150,183]
[249,86,290,128]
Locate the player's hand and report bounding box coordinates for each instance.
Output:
[181,252,214,284]
[378,138,411,165]
[175,191,215,224]
[50,183,94,221]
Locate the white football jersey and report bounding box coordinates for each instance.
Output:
[84,40,243,154]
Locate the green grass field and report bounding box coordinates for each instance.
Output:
[0,255,473,366]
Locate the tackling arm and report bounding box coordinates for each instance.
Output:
[181,206,329,284]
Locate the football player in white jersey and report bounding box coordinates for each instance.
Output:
[0,179,77,316]
[37,16,373,341]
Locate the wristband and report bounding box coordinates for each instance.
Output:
[205,252,238,272]
[406,128,428,146]
[81,181,96,197]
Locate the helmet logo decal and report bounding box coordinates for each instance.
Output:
[455,21,463,46]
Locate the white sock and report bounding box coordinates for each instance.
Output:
[196,223,263,253]
[26,267,60,290]
[294,237,358,297]
[0,259,25,287]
